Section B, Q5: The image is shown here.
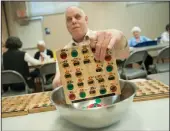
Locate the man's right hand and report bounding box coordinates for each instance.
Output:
[52,72,62,89]
[89,30,129,61]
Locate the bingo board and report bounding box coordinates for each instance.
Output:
[2,95,33,118]
[28,92,56,113]
[2,92,56,118]
[56,44,121,104]
[134,80,169,102]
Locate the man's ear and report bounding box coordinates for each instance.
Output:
[85,16,88,24]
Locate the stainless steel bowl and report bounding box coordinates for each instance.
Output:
[50,80,136,128]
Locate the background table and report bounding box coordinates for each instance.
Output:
[130,43,169,57]
[147,72,169,86]
[29,61,56,69]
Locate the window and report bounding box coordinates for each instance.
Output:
[26,2,80,17]
[126,2,163,7]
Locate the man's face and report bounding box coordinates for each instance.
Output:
[133,31,140,38]
[37,44,45,52]
[65,7,88,41]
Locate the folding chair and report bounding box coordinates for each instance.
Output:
[2,70,30,97]
[39,62,56,91]
[120,50,148,80]
[149,46,169,73]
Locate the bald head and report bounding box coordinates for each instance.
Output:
[65,6,86,17]
[65,6,88,43]
[37,40,46,52]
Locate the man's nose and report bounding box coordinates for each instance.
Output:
[72,17,77,24]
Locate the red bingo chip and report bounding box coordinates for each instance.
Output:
[60,52,67,59]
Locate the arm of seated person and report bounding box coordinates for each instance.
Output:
[24,53,41,65]
[143,36,151,41]
[161,33,169,43]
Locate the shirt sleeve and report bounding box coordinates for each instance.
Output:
[128,38,134,47]
[161,32,169,43]
[143,36,151,41]
[24,53,41,65]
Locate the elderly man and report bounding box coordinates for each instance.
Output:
[52,6,130,88]
[30,40,54,80]
[34,40,53,61]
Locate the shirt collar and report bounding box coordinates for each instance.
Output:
[40,49,47,54]
[71,29,90,46]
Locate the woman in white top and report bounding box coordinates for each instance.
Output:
[161,24,169,43]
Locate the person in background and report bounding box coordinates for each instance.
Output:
[128,26,151,47]
[30,40,54,78]
[128,26,153,74]
[52,6,130,88]
[1,40,7,70]
[3,36,41,92]
[34,40,53,61]
[160,24,169,43]
[31,40,55,83]
[2,40,7,54]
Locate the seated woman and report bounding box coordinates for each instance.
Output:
[128,26,151,47]
[3,36,41,92]
[128,26,153,73]
[160,24,169,43]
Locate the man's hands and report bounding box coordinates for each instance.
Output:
[52,72,62,88]
[90,30,127,61]
[52,30,129,89]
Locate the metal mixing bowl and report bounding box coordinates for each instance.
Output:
[50,79,136,128]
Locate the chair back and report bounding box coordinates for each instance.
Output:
[123,50,148,67]
[39,62,56,91]
[39,62,56,76]
[157,46,170,62]
[2,70,28,94]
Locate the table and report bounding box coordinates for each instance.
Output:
[2,98,169,131]
[29,61,56,69]
[147,72,169,86]
[130,43,169,57]
[119,43,169,63]
[131,43,169,52]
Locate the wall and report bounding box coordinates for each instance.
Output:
[4,1,42,56]
[4,2,169,55]
[43,2,169,50]
[1,2,9,44]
